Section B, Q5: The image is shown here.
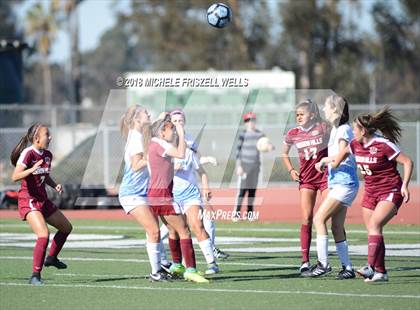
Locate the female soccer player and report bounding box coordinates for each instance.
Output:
[148,114,208,283]
[282,99,329,274]
[330,107,413,282]
[118,105,170,282]
[169,108,219,274]
[10,123,73,285]
[302,95,358,279]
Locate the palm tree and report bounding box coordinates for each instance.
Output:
[25,0,60,105]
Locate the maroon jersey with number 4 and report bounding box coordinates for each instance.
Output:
[284,122,329,188]
[17,146,53,201]
[349,136,402,194]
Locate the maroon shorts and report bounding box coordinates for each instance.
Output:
[299,179,328,193]
[18,198,58,221]
[148,188,181,216]
[362,191,404,211]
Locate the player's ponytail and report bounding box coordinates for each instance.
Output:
[120,105,138,139]
[325,95,349,126]
[10,123,43,166]
[355,106,401,144]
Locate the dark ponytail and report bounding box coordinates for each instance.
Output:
[355,106,401,144]
[10,123,44,166]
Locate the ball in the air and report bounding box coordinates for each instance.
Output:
[256,137,272,152]
[207,3,232,29]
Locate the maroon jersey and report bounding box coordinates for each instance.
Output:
[147,138,174,207]
[349,136,402,194]
[284,122,329,186]
[16,146,53,201]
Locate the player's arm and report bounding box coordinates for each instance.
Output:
[197,165,212,202]
[281,143,300,182]
[395,152,413,203]
[46,175,63,194]
[235,132,245,176]
[317,140,350,171]
[11,160,43,182]
[130,153,147,172]
[166,123,186,159]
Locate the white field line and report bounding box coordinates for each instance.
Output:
[1,223,419,235]
[0,282,419,299]
[0,256,296,268]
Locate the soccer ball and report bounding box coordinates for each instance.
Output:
[207,3,232,29]
[256,137,273,153]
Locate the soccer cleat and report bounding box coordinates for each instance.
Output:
[169,263,186,278]
[160,262,172,274]
[205,262,220,275]
[149,270,171,282]
[28,273,43,285]
[44,256,67,269]
[356,265,375,279]
[299,261,311,274]
[301,261,332,277]
[232,216,240,223]
[213,247,230,259]
[336,266,356,280]
[184,268,209,283]
[364,272,389,283]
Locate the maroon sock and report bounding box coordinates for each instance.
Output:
[168,238,182,264]
[374,236,386,273]
[48,232,69,258]
[33,237,49,273]
[180,239,196,269]
[368,235,382,270]
[300,224,312,262]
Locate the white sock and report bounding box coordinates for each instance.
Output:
[159,240,169,265]
[316,235,329,267]
[203,217,216,247]
[336,240,352,270]
[146,242,160,274]
[198,238,215,264]
[160,224,169,240]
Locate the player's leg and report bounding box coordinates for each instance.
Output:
[331,206,355,279]
[44,209,72,269]
[233,187,248,221]
[26,211,49,285]
[299,188,317,273]
[186,205,219,274]
[364,201,397,283]
[158,223,171,269]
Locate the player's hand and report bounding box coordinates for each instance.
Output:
[290,169,300,182]
[31,160,43,172]
[174,123,184,138]
[55,184,63,195]
[401,185,410,203]
[236,166,244,176]
[174,162,183,171]
[315,162,325,173]
[202,188,212,202]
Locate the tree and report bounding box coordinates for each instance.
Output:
[25,0,61,105]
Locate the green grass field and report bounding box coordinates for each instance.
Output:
[0,218,419,310]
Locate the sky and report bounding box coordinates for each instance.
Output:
[14,0,386,64]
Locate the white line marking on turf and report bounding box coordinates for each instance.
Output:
[1,224,419,235]
[0,282,419,299]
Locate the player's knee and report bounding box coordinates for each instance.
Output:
[148,228,160,242]
[63,222,73,234]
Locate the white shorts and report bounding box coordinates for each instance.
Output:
[178,199,203,214]
[119,195,148,214]
[327,185,358,207]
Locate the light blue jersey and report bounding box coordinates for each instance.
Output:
[173,135,202,204]
[327,124,359,187]
[119,129,149,198]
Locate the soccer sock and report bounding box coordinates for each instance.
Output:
[160,224,169,241]
[33,237,49,273]
[159,240,169,265]
[316,235,329,267]
[203,217,216,247]
[247,188,256,214]
[372,235,386,273]
[48,231,69,258]
[335,239,352,270]
[168,238,182,264]
[180,238,196,269]
[300,224,312,263]
[368,235,383,271]
[146,242,161,274]
[198,238,215,264]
